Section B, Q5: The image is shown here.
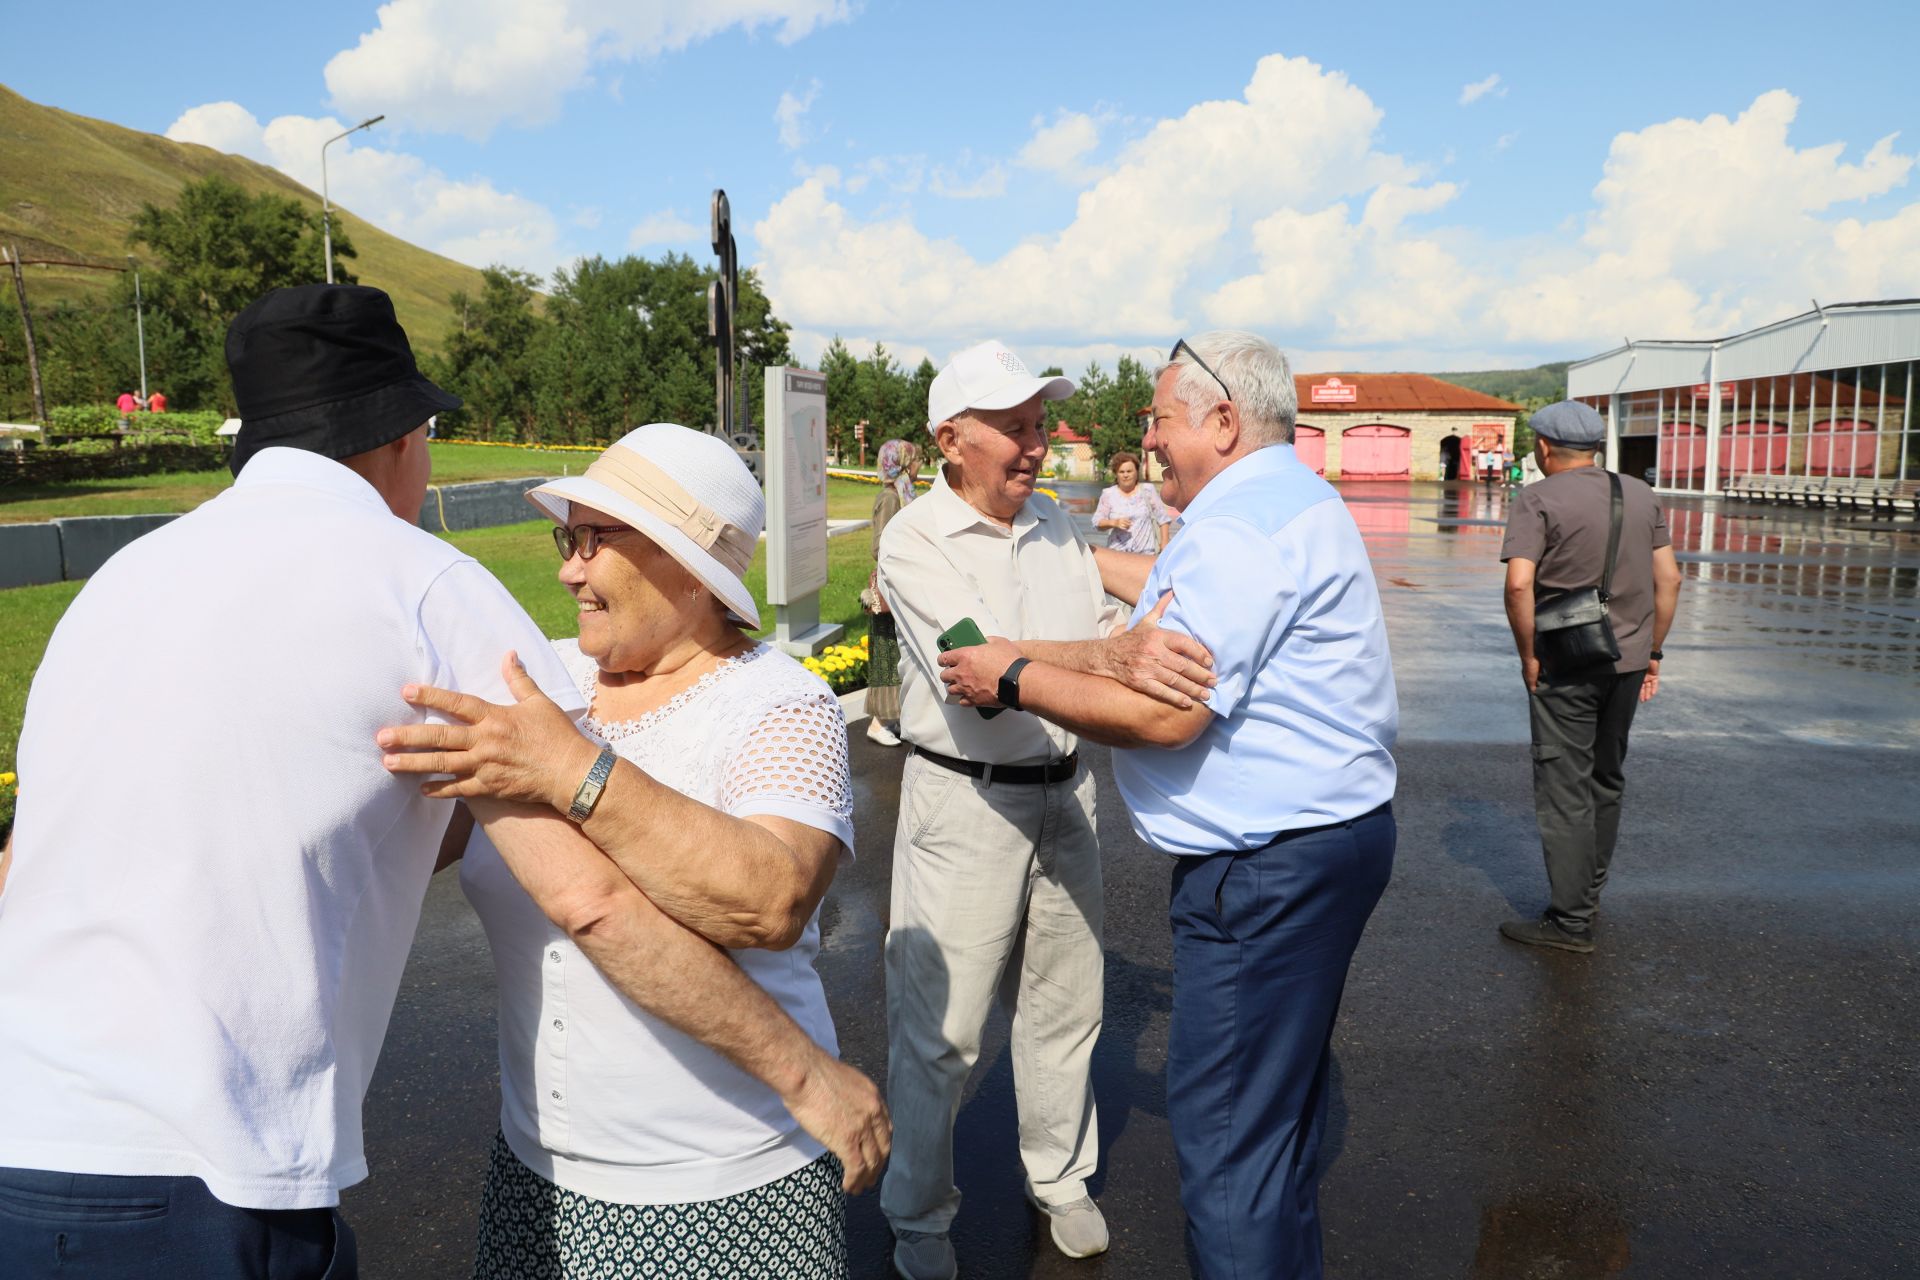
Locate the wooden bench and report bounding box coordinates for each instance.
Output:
[1869,478,1920,518]
[1714,473,1913,511]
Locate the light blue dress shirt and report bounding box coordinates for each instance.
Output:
[1111,444,1398,856]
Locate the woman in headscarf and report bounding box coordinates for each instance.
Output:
[861,438,922,746]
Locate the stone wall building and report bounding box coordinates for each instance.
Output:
[1290,373,1524,482]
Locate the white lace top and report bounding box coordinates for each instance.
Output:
[460,639,855,1204]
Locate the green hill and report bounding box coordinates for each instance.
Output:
[0,83,483,354]
[1430,362,1569,404]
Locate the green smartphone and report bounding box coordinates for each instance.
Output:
[936,617,1005,719]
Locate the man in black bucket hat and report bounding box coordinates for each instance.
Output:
[225,283,462,477]
[0,285,885,1277]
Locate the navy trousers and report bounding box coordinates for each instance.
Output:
[0,1167,355,1279]
[1166,803,1396,1280]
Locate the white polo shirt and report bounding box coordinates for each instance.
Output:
[0,447,584,1209]
[876,469,1121,766]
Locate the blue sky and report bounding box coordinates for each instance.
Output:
[10,0,1919,373]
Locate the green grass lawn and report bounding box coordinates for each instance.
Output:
[0,523,877,784]
[2,454,891,525]
[0,579,86,799]
[0,442,598,524]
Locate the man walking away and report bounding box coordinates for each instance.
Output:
[1498,400,1682,953]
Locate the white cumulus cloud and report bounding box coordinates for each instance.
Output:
[1459,74,1504,106]
[1017,110,1105,183]
[776,79,822,150]
[1485,89,1917,343]
[166,104,565,276]
[753,66,1920,370]
[324,0,852,139]
[628,210,705,250]
[755,55,1418,349]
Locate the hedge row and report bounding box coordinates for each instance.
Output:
[1,441,230,486]
[48,405,227,439]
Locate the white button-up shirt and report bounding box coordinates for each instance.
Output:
[877,469,1120,766]
[1111,445,1398,855]
[0,447,584,1209]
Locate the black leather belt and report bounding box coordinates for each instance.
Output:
[911,745,1079,786]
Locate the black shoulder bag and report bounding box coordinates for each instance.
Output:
[1532,471,1622,670]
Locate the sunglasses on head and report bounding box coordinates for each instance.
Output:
[551,523,637,561]
[1169,339,1232,403]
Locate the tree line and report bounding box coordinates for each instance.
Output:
[1,176,1158,467]
[0,177,792,445]
[0,176,358,418]
[817,339,1155,467]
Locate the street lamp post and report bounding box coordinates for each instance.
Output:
[126,256,147,402]
[321,115,383,284]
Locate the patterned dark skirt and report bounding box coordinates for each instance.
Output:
[865,611,903,721]
[472,1131,847,1280]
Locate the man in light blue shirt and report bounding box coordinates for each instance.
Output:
[938,330,1397,1280]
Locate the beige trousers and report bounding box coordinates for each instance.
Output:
[880,752,1106,1234]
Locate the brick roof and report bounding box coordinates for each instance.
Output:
[1294,373,1523,414]
[1051,421,1091,444]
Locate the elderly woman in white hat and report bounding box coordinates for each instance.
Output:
[377,424,881,1280]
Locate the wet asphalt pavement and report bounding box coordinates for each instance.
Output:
[342,482,1919,1278]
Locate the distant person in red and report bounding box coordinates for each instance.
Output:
[115,391,138,415]
[147,390,167,413]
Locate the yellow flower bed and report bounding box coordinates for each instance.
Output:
[827,468,932,491]
[434,439,607,453]
[827,469,1057,501]
[0,771,15,834]
[801,634,872,694]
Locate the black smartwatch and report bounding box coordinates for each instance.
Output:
[998,657,1032,711]
[1649,649,1665,661]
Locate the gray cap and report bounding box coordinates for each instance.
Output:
[1531,400,1605,447]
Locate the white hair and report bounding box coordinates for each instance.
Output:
[1154,330,1297,446]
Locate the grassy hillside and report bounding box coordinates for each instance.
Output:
[1431,362,1569,404]
[0,83,484,354]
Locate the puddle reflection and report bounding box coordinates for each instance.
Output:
[1329,483,1920,677]
[1472,1194,1632,1279]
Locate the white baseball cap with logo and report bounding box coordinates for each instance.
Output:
[927,339,1077,430]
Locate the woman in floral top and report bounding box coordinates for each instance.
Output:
[1092,451,1172,554]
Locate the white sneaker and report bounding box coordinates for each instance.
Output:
[865,718,902,747]
[1026,1190,1109,1259]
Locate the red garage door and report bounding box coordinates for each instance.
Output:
[1658,420,1706,484]
[1342,424,1411,478]
[1811,419,1877,477]
[1719,420,1788,477]
[1294,425,1326,474]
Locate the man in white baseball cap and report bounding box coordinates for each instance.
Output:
[875,339,1209,1278]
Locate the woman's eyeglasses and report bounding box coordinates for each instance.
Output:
[1169,339,1232,403]
[551,523,636,561]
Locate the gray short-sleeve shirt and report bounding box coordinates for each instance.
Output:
[1500,466,1671,673]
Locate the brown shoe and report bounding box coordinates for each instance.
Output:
[1499,916,1594,954]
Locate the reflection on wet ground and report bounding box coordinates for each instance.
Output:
[347,480,1920,1278]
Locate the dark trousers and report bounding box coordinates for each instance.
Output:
[1529,667,1646,934]
[1166,803,1396,1280]
[0,1167,355,1279]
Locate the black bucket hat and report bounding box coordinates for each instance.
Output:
[225,284,461,475]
